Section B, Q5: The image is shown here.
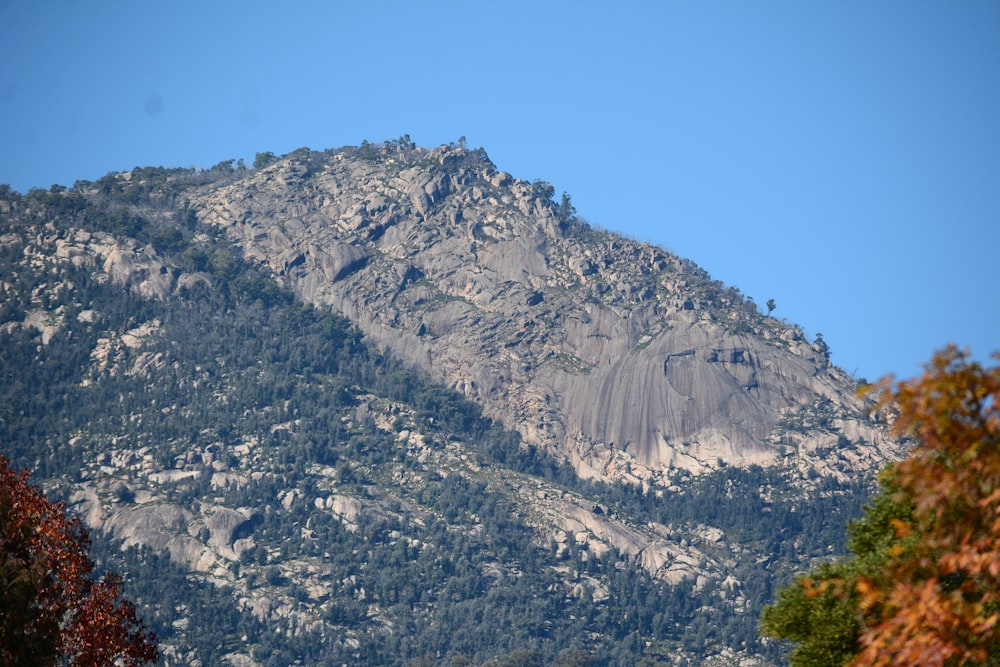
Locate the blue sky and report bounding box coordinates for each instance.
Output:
[1,1,997,383]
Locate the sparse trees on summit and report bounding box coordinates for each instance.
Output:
[559,191,576,222]
[210,158,236,174]
[253,151,278,169]
[814,333,830,361]
[529,178,552,198]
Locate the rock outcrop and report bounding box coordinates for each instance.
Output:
[189,143,898,483]
[0,152,906,665]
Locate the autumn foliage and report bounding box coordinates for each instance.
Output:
[0,456,157,667]
[853,346,1000,666]
[761,345,1000,666]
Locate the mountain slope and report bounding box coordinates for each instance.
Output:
[187,141,898,483]
[0,144,903,666]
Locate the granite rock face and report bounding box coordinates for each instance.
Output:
[189,142,897,483]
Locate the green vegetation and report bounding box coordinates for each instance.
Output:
[253,151,279,169]
[0,158,882,665]
[760,477,912,666]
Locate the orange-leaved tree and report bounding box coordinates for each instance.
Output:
[761,345,1000,666]
[0,455,158,667]
[853,345,1000,666]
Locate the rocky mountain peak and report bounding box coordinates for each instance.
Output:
[186,141,898,484]
[0,142,909,664]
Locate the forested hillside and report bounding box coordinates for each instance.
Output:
[0,145,897,666]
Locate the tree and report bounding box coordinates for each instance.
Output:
[854,346,1000,666]
[760,475,914,667]
[761,346,1000,667]
[253,151,278,169]
[814,333,830,361]
[766,298,777,316]
[210,159,235,175]
[0,456,158,666]
[482,649,543,667]
[553,648,599,666]
[531,179,555,202]
[559,192,576,222]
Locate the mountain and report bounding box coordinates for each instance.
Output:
[190,141,896,484]
[0,140,904,666]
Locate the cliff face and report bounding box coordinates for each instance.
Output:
[189,143,897,484]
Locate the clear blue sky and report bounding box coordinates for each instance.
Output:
[2,1,997,382]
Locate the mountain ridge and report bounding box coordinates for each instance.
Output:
[0,141,904,665]
[183,141,899,483]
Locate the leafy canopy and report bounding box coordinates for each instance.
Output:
[0,456,158,667]
[761,345,1000,667]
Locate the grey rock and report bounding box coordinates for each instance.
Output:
[104,504,216,571]
[205,507,259,560]
[185,143,900,483]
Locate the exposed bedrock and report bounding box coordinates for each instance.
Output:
[190,143,897,481]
